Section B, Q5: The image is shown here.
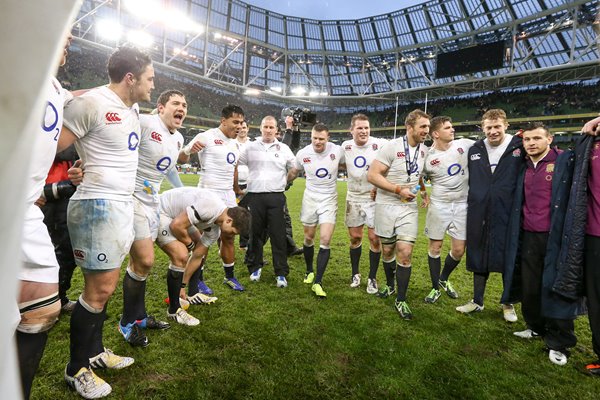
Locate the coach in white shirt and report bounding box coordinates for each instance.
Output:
[237,116,296,288]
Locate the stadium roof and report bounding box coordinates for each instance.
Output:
[73,0,599,105]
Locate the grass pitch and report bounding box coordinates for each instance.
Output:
[33,174,597,399]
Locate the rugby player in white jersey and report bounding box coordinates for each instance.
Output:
[117,90,190,347]
[181,105,245,292]
[422,116,474,304]
[17,32,72,400]
[341,114,386,294]
[288,123,345,298]
[156,188,250,325]
[367,109,430,320]
[57,46,154,398]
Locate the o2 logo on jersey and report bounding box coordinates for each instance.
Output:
[156,156,172,172]
[128,132,140,151]
[316,168,330,179]
[42,101,60,141]
[226,152,236,164]
[354,156,367,168]
[447,163,464,176]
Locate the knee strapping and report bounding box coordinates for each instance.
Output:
[18,293,60,334]
[126,266,147,281]
[168,263,185,273]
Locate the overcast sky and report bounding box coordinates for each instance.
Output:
[245,0,425,20]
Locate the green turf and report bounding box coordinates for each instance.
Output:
[33,174,597,399]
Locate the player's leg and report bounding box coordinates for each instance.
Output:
[314,222,335,285]
[345,200,365,287]
[438,237,464,299]
[366,227,381,294]
[303,224,317,283]
[17,205,62,399]
[17,280,60,400]
[347,225,364,287]
[300,194,319,284]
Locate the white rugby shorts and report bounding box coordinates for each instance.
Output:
[345,200,376,228]
[374,203,419,242]
[300,191,338,226]
[19,204,59,283]
[68,199,134,271]
[156,213,220,248]
[133,198,160,241]
[424,200,467,241]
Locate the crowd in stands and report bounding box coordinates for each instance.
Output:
[59,43,599,134]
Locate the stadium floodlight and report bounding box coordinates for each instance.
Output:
[125,0,203,34]
[165,9,204,34]
[124,0,162,21]
[96,19,122,42]
[309,91,320,97]
[127,30,154,48]
[270,86,282,93]
[291,87,306,95]
[244,88,260,96]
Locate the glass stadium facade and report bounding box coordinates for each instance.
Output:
[73,0,599,104]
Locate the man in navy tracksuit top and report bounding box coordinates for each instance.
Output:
[456,109,524,322]
[502,122,579,366]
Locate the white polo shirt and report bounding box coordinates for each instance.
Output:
[238,138,295,193]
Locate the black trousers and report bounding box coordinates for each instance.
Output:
[237,184,249,248]
[520,231,548,334]
[585,235,600,359]
[282,200,298,253]
[41,198,76,303]
[247,192,289,277]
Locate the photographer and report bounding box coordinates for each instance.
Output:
[37,145,79,312]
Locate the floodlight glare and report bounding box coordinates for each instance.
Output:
[291,87,306,95]
[244,88,260,96]
[127,30,154,48]
[125,0,161,20]
[97,19,122,42]
[309,91,320,97]
[270,87,282,93]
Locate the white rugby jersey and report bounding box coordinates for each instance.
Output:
[159,187,225,231]
[238,138,295,193]
[27,77,68,205]
[295,142,344,195]
[342,137,387,202]
[374,136,428,205]
[424,138,474,202]
[236,138,250,186]
[188,128,239,191]
[63,86,140,200]
[485,134,513,173]
[134,114,184,206]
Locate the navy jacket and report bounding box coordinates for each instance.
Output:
[466,135,524,274]
[502,137,594,318]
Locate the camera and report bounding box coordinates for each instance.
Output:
[42,180,77,201]
[280,107,317,128]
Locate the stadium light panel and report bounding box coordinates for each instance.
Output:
[127,30,154,48]
[270,87,282,93]
[244,88,261,95]
[309,91,320,97]
[96,19,122,42]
